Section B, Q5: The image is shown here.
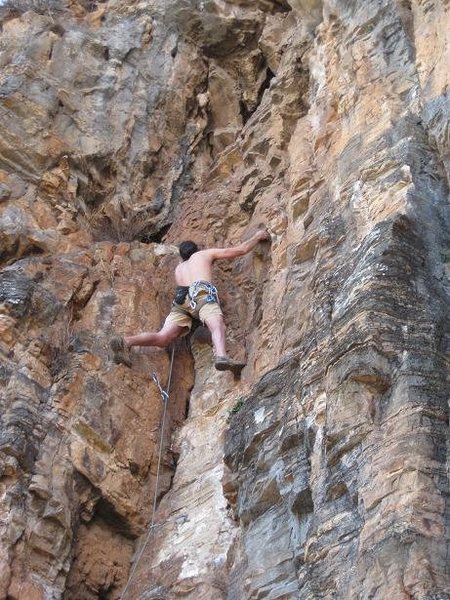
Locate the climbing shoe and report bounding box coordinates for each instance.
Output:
[214,356,246,377]
[110,336,132,368]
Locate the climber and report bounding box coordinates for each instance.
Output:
[110,227,270,375]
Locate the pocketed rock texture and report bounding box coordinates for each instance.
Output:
[0,0,449,599]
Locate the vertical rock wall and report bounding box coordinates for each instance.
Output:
[0,0,449,599]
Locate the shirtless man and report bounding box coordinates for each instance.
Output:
[110,228,270,374]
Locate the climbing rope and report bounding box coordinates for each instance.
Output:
[120,346,176,600]
[150,348,175,530]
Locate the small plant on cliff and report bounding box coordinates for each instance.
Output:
[40,307,75,378]
[79,203,157,244]
[228,399,244,422]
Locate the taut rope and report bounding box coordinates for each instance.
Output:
[120,346,176,600]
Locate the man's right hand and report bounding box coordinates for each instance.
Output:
[255,228,271,242]
[208,227,271,261]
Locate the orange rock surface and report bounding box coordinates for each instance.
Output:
[0,0,449,599]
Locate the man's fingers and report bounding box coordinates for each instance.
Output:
[242,225,271,243]
[257,228,271,241]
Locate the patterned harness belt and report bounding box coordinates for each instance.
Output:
[188,280,219,310]
[173,281,219,316]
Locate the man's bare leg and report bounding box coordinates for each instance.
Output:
[110,324,186,366]
[204,315,245,375]
[125,323,187,348]
[203,315,226,357]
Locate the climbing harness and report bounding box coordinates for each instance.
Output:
[188,280,219,310]
[173,281,219,311]
[171,281,220,323]
[120,346,175,600]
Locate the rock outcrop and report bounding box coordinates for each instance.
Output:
[0,0,449,599]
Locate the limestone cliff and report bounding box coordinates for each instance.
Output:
[0,0,449,599]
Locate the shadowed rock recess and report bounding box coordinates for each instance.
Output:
[0,0,449,598]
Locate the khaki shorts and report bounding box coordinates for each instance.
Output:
[164,291,223,331]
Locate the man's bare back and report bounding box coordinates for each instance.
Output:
[175,251,215,286]
[175,230,270,286]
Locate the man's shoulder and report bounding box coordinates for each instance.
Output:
[192,249,215,261]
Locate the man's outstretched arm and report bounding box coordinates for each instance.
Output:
[207,229,270,261]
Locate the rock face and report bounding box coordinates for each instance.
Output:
[0,0,449,599]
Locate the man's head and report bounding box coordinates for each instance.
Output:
[179,240,199,261]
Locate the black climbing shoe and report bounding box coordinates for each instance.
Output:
[110,336,132,368]
[214,356,246,377]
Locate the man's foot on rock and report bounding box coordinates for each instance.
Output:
[110,336,132,368]
[214,356,246,377]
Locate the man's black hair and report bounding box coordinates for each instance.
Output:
[179,240,199,261]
